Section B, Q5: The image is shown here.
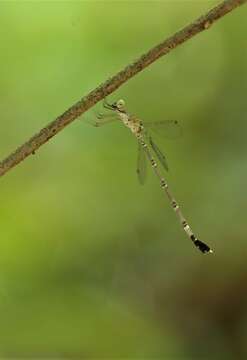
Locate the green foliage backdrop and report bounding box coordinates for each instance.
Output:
[0,1,246,358]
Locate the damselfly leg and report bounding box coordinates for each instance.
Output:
[103,98,115,110]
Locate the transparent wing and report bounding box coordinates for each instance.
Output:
[145,120,182,139]
[137,142,147,185]
[149,136,169,172]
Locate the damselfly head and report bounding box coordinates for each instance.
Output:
[104,98,126,112]
[115,99,126,112]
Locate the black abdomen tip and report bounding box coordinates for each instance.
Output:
[194,239,213,254]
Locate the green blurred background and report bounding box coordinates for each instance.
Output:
[0,0,247,358]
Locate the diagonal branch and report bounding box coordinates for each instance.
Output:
[0,0,246,177]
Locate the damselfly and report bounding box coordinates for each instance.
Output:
[91,99,212,254]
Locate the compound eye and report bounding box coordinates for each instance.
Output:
[117,99,125,109]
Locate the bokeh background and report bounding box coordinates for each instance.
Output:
[0,0,247,358]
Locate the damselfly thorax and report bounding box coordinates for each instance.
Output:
[117,111,143,135]
[88,98,212,255]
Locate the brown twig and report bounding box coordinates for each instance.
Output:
[0,0,246,177]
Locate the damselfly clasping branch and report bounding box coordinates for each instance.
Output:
[91,99,212,254]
